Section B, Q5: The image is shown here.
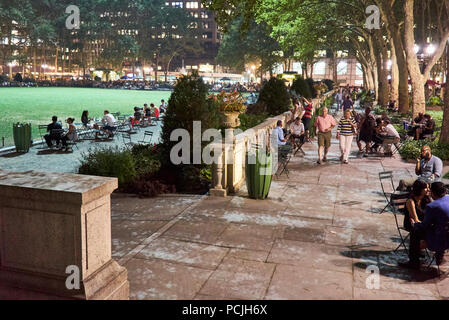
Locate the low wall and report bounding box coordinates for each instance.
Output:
[210,91,335,197]
[0,170,129,300]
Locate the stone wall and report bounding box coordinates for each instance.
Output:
[0,170,129,300]
[209,91,335,197]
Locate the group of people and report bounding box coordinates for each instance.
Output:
[44,116,78,151]
[397,145,448,269]
[406,112,436,140]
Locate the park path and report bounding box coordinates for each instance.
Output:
[112,119,449,300]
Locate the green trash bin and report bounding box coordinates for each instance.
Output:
[13,123,32,153]
[245,150,273,199]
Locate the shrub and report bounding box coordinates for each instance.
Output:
[444,172,449,179]
[427,96,443,106]
[79,146,137,186]
[399,139,449,161]
[257,77,291,116]
[246,101,268,115]
[291,76,312,99]
[238,113,269,131]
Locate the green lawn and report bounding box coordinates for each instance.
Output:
[0,87,171,147]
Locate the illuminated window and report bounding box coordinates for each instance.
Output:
[314,61,326,74]
[292,62,302,74]
[200,11,209,18]
[185,1,199,9]
[337,61,348,75]
[171,2,183,8]
[356,63,363,76]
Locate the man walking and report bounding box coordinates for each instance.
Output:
[314,107,337,164]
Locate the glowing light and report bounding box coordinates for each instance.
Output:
[414,45,420,54]
[426,44,436,55]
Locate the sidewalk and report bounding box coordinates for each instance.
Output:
[112,127,449,300]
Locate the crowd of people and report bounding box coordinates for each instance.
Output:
[42,99,167,150]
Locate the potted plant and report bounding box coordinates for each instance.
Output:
[211,91,247,128]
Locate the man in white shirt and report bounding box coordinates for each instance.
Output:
[382,120,400,155]
[289,117,305,147]
[100,110,117,137]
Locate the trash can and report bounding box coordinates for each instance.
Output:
[13,123,32,153]
[245,150,273,199]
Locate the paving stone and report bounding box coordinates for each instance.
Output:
[216,223,278,252]
[112,220,167,258]
[265,264,353,300]
[136,236,229,270]
[163,220,228,245]
[125,258,212,300]
[267,239,353,274]
[199,257,275,300]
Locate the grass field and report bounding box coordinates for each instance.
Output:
[0,87,171,147]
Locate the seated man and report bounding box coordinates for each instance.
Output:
[416,114,435,140]
[408,112,425,138]
[399,182,449,269]
[398,145,443,191]
[381,120,400,156]
[44,116,63,148]
[289,117,305,148]
[97,110,116,138]
[273,120,292,153]
[130,107,142,128]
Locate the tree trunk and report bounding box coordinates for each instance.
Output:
[440,45,449,144]
[389,38,399,104]
[404,0,426,117]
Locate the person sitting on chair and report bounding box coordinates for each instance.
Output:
[97,110,116,138]
[403,180,432,232]
[398,145,443,191]
[289,117,305,148]
[408,112,425,138]
[381,120,400,156]
[399,182,449,269]
[61,117,78,152]
[415,114,435,140]
[129,107,142,128]
[81,110,95,128]
[274,120,292,153]
[44,116,63,148]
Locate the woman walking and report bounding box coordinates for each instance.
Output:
[336,109,357,164]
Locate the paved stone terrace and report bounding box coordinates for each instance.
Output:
[112,132,449,300]
[0,123,162,173]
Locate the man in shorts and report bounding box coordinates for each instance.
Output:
[314,107,337,164]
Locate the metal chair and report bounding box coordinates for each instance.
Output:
[275,145,293,179]
[38,125,49,148]
[425,222,449,276]
[378,171,409,215]
[122,132,135,149]
[138,131,154,145]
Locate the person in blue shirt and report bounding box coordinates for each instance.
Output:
[399,182,449,269]
[273,120,292,152]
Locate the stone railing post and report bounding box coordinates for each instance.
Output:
[0,170,129,300]
[210,143,227,197]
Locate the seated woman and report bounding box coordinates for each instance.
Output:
[403,179,431,232]
[81,110,94,128]
[61,118,78,152]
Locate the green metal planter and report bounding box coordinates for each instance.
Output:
[13,123,32,153]
[245,150,273,199]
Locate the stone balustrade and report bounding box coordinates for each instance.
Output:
[209,91,335,197]
[0,169,129,300]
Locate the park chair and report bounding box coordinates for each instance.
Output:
[293,136,306,157]
[138,131,154,145]
[275,145,293,179]
[391,201,411,255]
[425,222,449,277]
[378,171,409,215]
[38,125,49,148]
[122,132,135,149]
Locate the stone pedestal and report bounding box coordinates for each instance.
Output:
[0,170,129,300]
